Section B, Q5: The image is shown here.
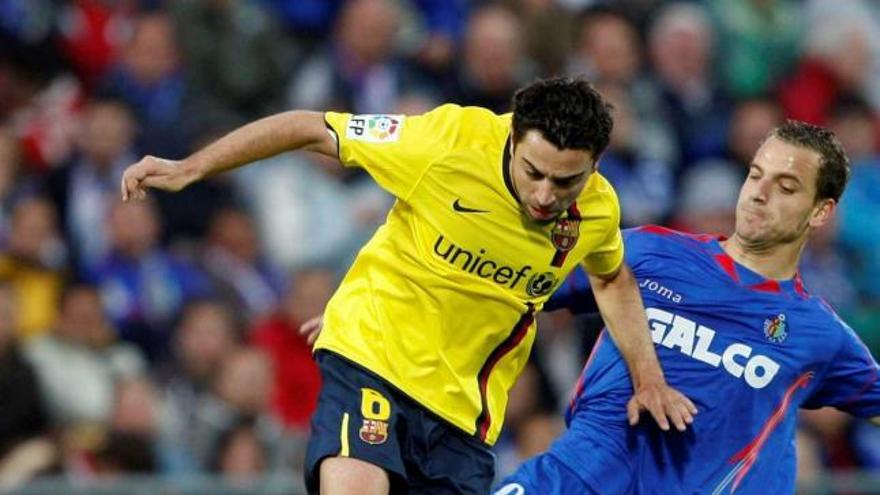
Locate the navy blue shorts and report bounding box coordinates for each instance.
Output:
[305,351,496,494]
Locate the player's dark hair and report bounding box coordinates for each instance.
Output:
[771,120,850,202]
[511,77,613,157]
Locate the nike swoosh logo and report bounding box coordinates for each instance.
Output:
[452,198,490,213]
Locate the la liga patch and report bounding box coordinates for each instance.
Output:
[346,114,404,143]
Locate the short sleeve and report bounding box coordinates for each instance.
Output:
[324,105,457,200]
[803,322,880,418]
[581,225,624,277]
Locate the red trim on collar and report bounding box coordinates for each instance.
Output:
[793,274,809,298]
[713,253,740,282]
[748,280,782,293]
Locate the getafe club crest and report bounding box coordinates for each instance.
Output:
[550,217,580,252]
[359,419,389,445]
[763,314,788,343]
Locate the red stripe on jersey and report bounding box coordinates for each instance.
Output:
[475,304,536,441]
[551,250,568,267]
[726,372,814,492]
[550,205,581,267]
[568,329,607,412]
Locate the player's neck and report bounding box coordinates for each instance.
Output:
[720,234,805,281]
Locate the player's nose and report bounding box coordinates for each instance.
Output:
[749,180,770,204]
[535,182,556,207]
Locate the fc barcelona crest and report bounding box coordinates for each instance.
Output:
[551,217,580,252]
[359,419,389,445]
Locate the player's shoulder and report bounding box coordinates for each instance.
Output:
[573,173,621,223]
[420,103,502,126]
[807,296,855,337]
[424,103,507,139]
[623,225,717,251]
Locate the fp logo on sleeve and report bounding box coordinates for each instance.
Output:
[347,115,404,143]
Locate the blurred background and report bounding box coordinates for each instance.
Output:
[0,0,879,493]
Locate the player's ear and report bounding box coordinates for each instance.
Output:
[591,152,603,172]
[808,198,836,229]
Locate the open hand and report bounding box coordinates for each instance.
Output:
[627,381,698,432]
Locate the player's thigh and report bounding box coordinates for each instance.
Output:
[492,454,601,495]
[305,351,407,494]
[320,456,390,495]
[403,420,495,495]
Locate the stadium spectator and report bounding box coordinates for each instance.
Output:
[99,12,189,158]
[172,0,293,133]
[707,0,801,99]
[250,267,332,431]
[648,2,730,172]
[567,7,676,168]
[0,196,66,341]
[287,0,423,114]
[89,198,211,360]
[201,206,285,325]
[25,282,144,426]
[594,82,675,227]
[445,4,529,113]
[45,97,136,275]
[0,283,48,465]
[158,300,240,473]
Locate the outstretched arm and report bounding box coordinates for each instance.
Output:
[121,111,336,200]
[590,263,698,431]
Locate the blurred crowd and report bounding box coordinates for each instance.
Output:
[1,0,880,491]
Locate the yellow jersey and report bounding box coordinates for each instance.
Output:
[317,104,623,444]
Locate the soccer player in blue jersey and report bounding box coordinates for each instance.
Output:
[493,121,880,495]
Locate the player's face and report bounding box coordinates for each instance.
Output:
[510,130,595,222]
[734,136,834,247]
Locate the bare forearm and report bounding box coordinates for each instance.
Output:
[182,110,333,183]
[590,265,664,387]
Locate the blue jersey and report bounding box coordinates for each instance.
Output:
[545,226,880,495]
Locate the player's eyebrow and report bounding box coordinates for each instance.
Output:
[523,156,586,181]
[750,163,803,185]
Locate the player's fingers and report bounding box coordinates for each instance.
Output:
[121,172,129,201]
[676,398,695,425]
[666,405,687,432]
[680,405,694,425]
[646,401,670,431]
[298,316,321,335]
[626,398,641,426]
[125,175,140,201]
[121,170,135,200]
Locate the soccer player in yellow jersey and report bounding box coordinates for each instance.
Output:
[120,77,697,495]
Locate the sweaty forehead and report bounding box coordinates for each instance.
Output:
[517,131,593,176]
[755,137,821,182]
